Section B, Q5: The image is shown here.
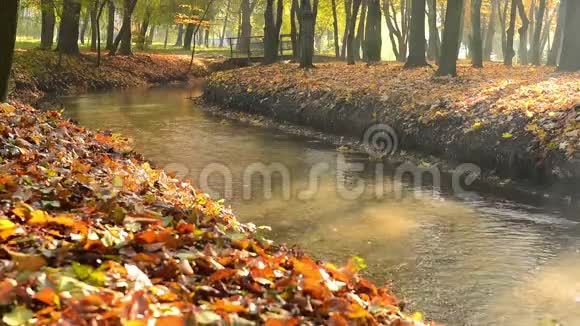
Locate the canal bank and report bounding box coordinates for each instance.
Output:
[204,62,580,194]
[8,49,210,106]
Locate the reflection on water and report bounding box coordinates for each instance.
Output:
[62,86,580,325]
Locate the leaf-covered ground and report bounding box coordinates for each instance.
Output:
[0,102,429,325]
[210,62,580,158]
[9,50,209,105]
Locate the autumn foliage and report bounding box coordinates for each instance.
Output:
[0,102,430,325]
[210,62,580,161]
[9,50,207,104]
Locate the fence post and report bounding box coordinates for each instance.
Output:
[229,38,233,59]
[247,38,251,64]
[279,36,283,57]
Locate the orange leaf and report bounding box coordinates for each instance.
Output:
[155,316,185,326]
[212,299,246,313]
[34,288,58,306]
[209,268,237,283]
[328,313,348,326]
[0,279,16,305]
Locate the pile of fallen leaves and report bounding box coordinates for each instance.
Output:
[0,102,429,325]
[9,50,208,105]
[209,62,580,159]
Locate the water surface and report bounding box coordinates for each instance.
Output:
[62,86,580,325]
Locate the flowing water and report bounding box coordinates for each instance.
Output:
[62,86,580,326]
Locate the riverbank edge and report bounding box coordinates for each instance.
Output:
[198,99,578,208]
[9,49,210,107]
[203,75,580,200]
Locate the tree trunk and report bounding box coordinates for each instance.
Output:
[220,0,232,47]
[404,0,428,68]
[175,24,184,46]
[364,0,381,62]
[137,6,151,50]
[471,0,483,67]
[436,0,462,76]
[384,0,408,62]
[90,0,99,52]
[95,0,107,66]
[483,0,497,61]
[106,0,115,50]
[299,0,315,68]
[528,0,535,59]
[110,0,137,55]
[516,0,529,65]
[539,11,553,57]
[264,0,276,62]
[80,9,89,45]
[0,0,19,102]
[347,0,362,64]
[354,0,367,60]
[290,0,299,59]
[427,0,439,62]
[558,0,580,71]
[164,25,169,49]
[183,24,194,50]
[457,0,465,59]
[504,0,518,66]
[331,0,340,57]
[57,0,82,55]
[149,25,156,45]
[547,0,566,66]
[401,0,411,61]
[118,0,136,55]
[239,0,254,53]
[498,0,509,60]
[40,0,56,50]
[341,0,352,58]
[531,0,546,65]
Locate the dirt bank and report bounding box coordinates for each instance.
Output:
[204,62,580,193]
[9,49,209,105]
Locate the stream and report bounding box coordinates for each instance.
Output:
[61,85,580,325]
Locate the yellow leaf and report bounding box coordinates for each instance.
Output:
[411,311,424,321]
[0,219,18,240]
[0,219,15,230]
[0,104,15,114]
[502,132,513,139]
[28,210,51,224]
[526,124,538,132]
[12,202,33,219]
